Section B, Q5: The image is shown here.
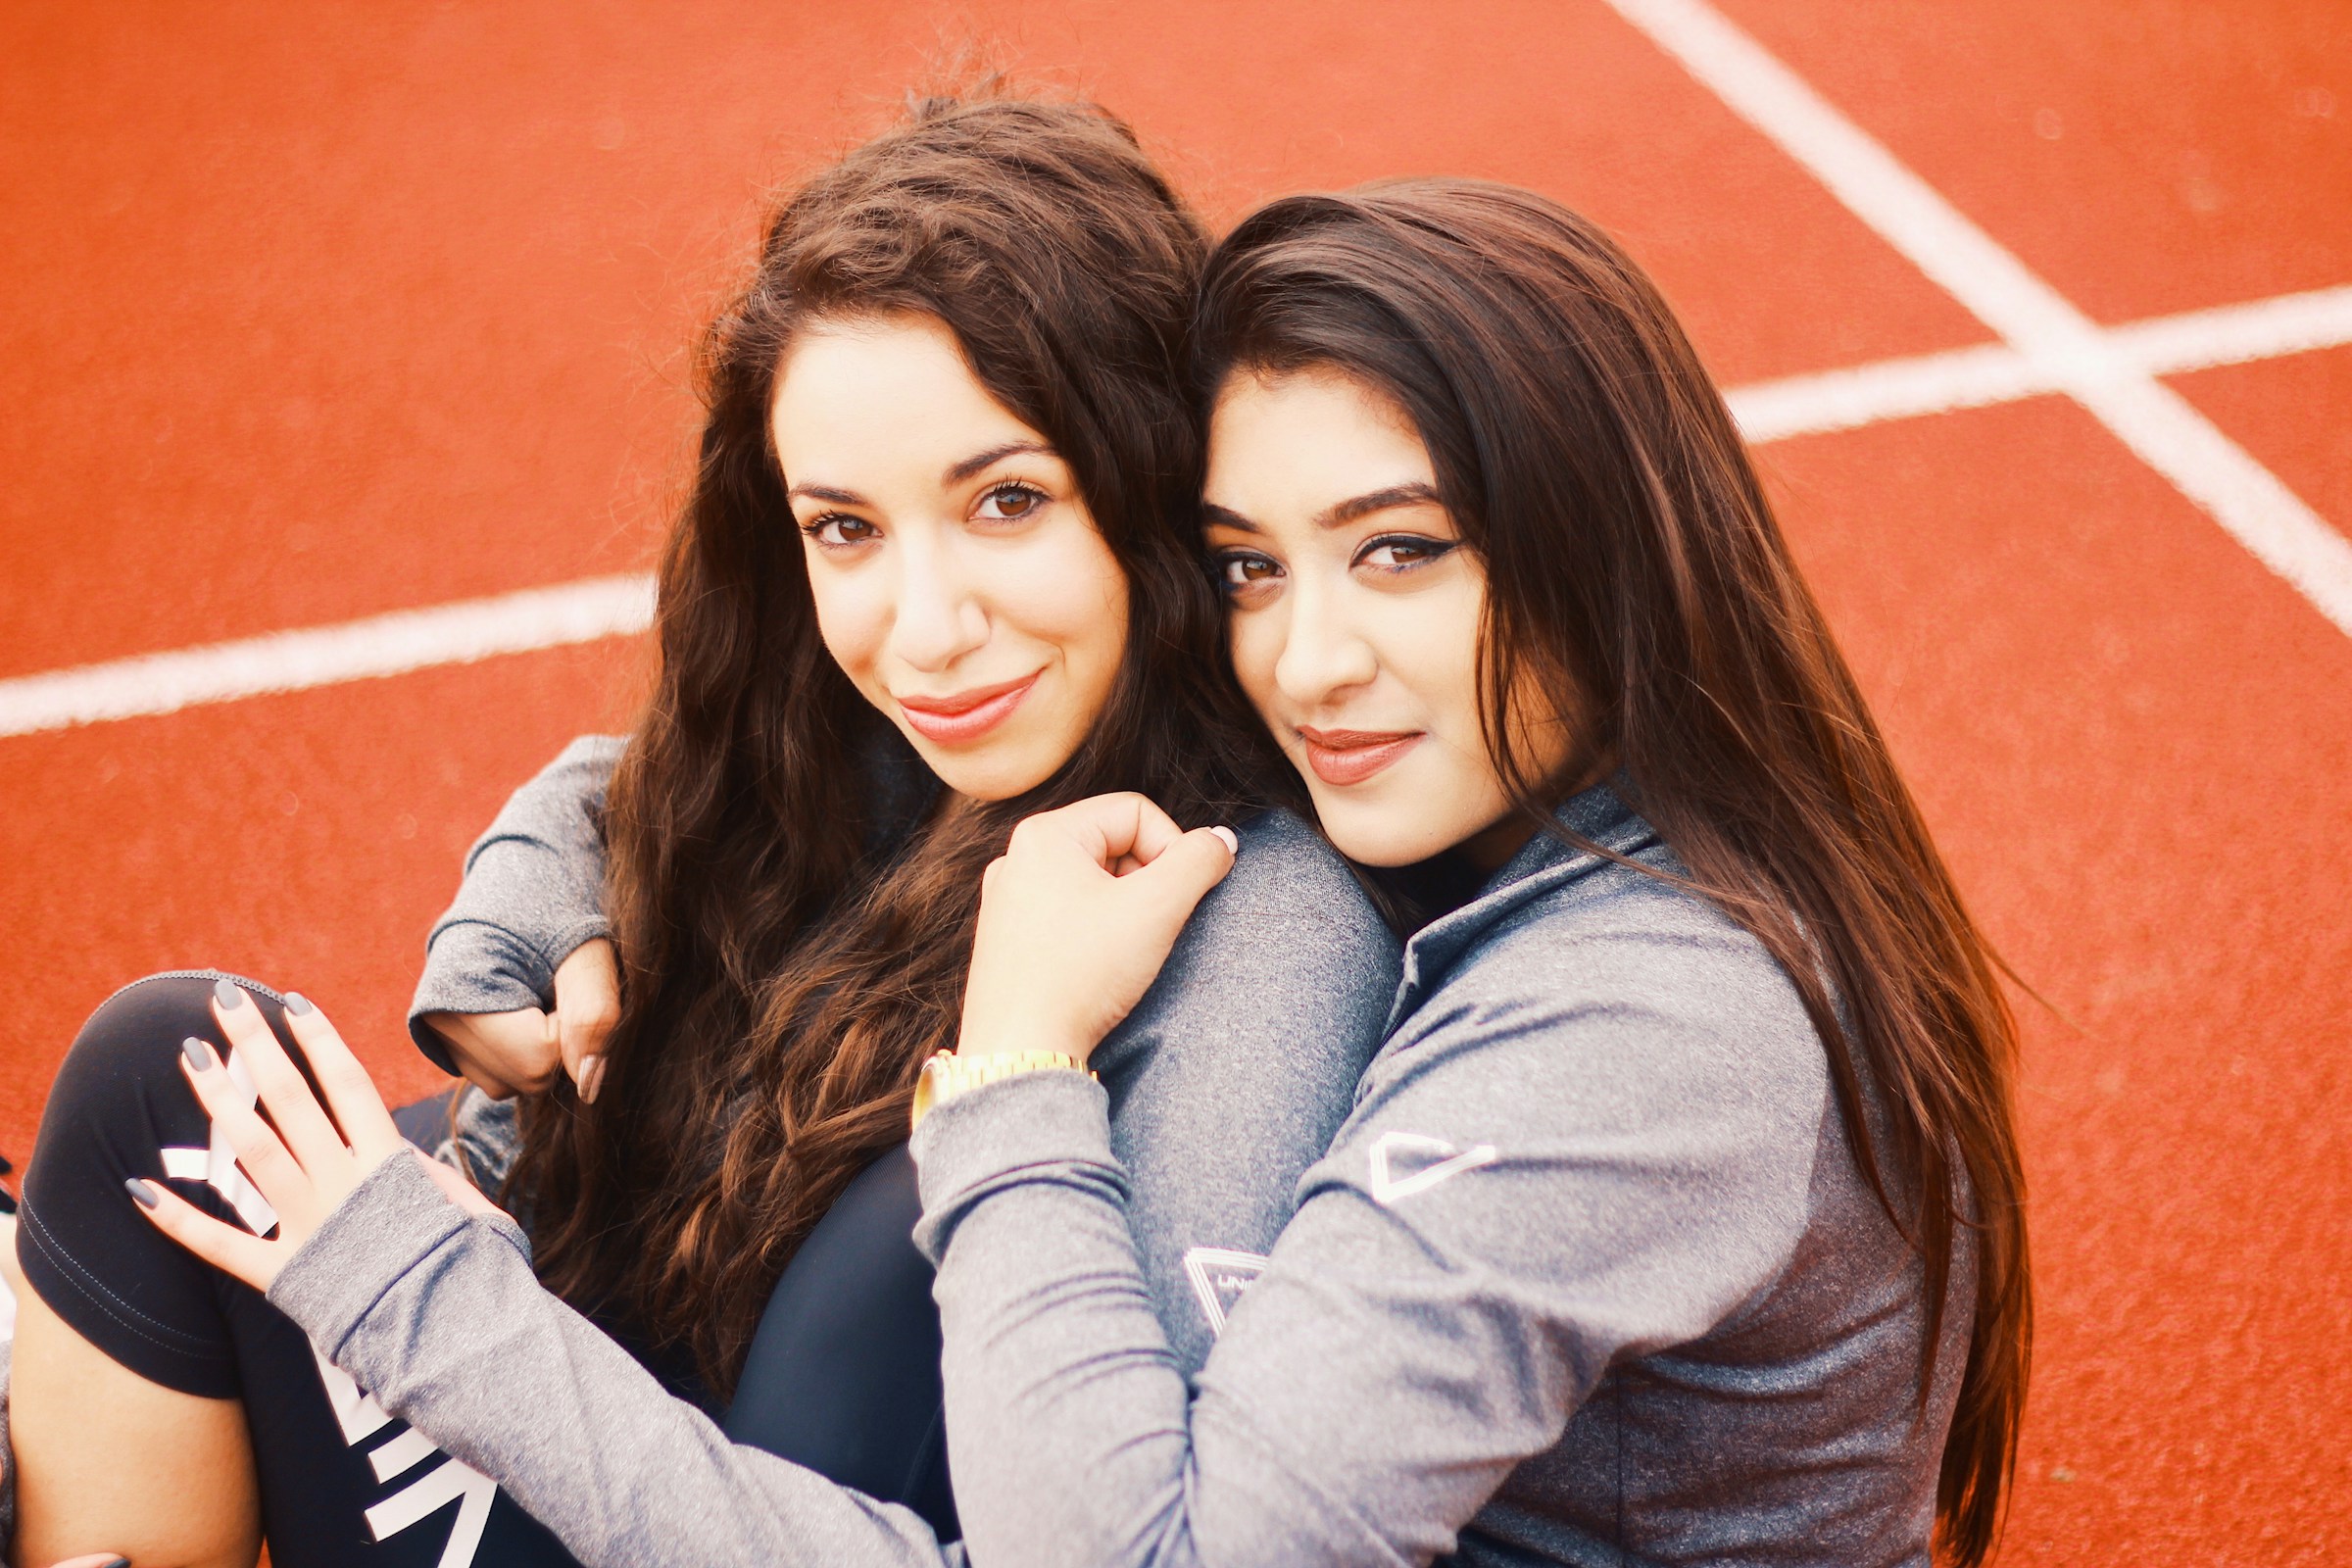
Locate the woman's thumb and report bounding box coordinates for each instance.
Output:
[1131,824,1238,914]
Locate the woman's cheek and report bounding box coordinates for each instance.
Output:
[806,568,893,697]
[1013,522,1127,677]
[1392,573,1488,750]
[1224,608,1286,724]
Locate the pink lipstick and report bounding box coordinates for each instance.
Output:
[1297,725,1424,787]
[897,672,1041,745]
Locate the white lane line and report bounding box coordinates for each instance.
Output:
[0,573,653,739]
[3,282,2348,743]
[1605,0,2352,638]
[1728,283,2352,442]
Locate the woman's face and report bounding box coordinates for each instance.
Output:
[772,314,1129,802]
[1203,368,1567,869]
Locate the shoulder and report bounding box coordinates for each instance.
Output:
[542,733,626,773]
[1186,808,1398,965]
[1376,850,1828,1151]
[1107,808,1399,1072]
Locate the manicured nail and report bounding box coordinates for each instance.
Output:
[1209,826,1239,855]
[100,1558,130,1568]
[124,1176,160,1209]
[182,1036,216,1072]
[284,991,315,1016]
[214,977,246,1009]
[576,1054,605,1103]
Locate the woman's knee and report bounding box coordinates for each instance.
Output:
[33,972,285,1169]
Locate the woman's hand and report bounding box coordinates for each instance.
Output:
[957,794,1237,1065]
[127,982,487,1293]
[423,937,620,1102]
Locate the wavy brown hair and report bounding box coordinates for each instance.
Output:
[508,94,1259,1399]
[1193,182,2031,1566]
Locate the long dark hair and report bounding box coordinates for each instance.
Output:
[509,94,1259,1398]
[1192,181,2030,1566]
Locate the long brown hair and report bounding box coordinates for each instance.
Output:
[509,94,1259,1398]
[1192,182,2031,1565]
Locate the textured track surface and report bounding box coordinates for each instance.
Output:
[3,2,2345,1558]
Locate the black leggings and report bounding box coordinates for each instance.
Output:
[16,972,953,1566]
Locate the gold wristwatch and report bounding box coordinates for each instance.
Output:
[909,1048,1093,1131]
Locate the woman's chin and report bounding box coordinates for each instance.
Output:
[901,729,1073,804]
[1307,792,1478,869]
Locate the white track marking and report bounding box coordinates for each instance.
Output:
[1729,342,2043,443]
[1605,0,2352,637]
[2108,283,2352,375]
[0,294,2345,744]
[1728,283,2352,442]
[0,572,653,739]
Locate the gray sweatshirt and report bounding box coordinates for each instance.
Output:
[402,735,1401,1376]
[269,781,1967,1567]
[909,782,1972,1567]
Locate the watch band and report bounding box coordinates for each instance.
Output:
[909,1048,1093,1131]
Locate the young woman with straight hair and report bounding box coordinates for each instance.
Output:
[921,178,2034,1567]
[87,178,2026,1568]
[4,97,1396,1568]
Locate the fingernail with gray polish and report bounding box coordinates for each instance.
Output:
[124,1176,160,1209]
[285,991,315,1016]
[182,1036,215,1072]
[100,1558,130,1568]
[214,977,245,1009]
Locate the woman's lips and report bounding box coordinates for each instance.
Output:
[1297,725,1425,787]
[898,672,1041,745]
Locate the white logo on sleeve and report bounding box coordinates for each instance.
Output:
[1183,1247,1269,1335]
[1367,1131,1496,1205]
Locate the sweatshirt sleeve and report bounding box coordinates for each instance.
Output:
[269,1153,963,1568]
[407,735,624,1071]
[910,918,1828,1568]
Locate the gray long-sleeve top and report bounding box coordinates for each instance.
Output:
[269,779,1968,1567]
[909,782,1972,1567]
[401,735,1400,1377]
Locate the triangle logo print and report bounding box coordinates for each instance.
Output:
[1183,1247,1269,1336]
[1367,1130,1497,1206]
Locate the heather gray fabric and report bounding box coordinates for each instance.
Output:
[403,735,1399,1377]
[406,735,625,1073]
[222,768,1966,1568]
[266,800,1401,1567]
[910,782,1974,1568]
[407,723,938,1072]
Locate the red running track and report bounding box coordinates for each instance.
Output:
[2,1,2346,1559]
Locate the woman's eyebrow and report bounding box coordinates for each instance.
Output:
[945,440,1054,484]
[1318,481,1443,528]
[785,481,866,506]
[1201,501,1259,534]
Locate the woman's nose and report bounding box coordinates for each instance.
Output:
[887,545,990,672]
[1271,582,1379,707]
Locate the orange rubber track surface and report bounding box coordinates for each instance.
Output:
[3,2,2347,1560]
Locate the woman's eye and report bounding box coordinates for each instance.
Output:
[1355,534,1457,572]
[1215,552,1284,595]
[801,514,879,548]
[974,483,1048,522]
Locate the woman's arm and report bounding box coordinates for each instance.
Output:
[410,735,624,1096]
[913,800,1830,1568]
[133,982,962,1568]
[916,956,1826,1568]
[278,1157,958,1567]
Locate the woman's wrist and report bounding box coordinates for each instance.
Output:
[911,1049,1093,1130]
